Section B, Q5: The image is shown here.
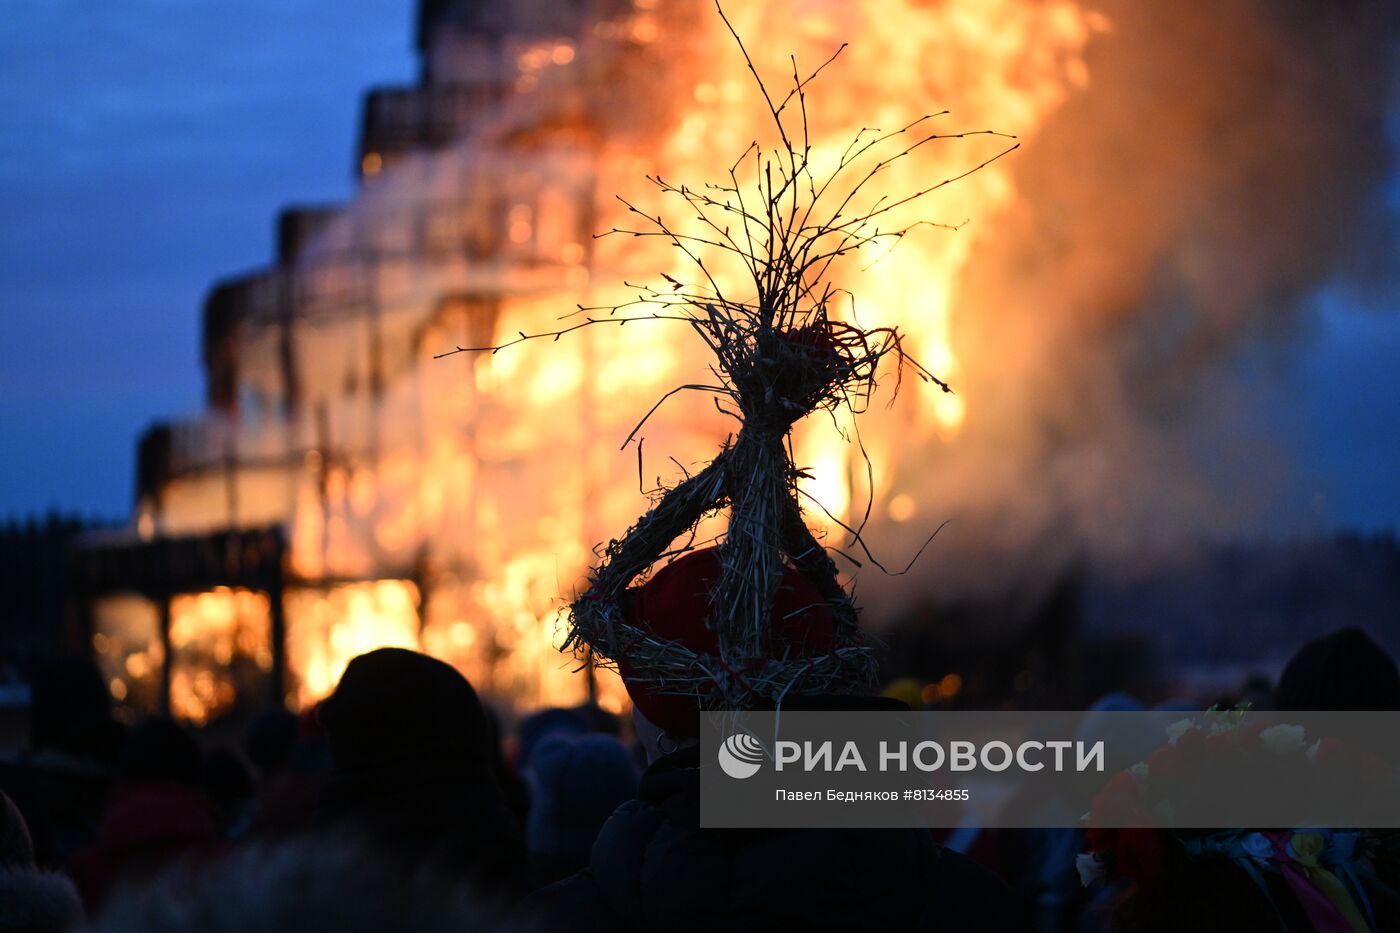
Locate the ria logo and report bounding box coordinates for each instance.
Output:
[718,731,766,779]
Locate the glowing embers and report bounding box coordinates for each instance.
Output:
[92,594,164,717]
[417,569,631,716]
[514,41,578,93]
[284,580,421,708]
[92,577,621,724]
[168,588,274,725]
[420,562,585,709]
[92,587,274,725]
[278,574,630,715]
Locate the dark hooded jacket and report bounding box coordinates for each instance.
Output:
[526,746,1018,932]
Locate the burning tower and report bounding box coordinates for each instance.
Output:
[78,0,684,723]
[72,0,1400,722]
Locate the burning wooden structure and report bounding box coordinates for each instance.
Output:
[79,0,658,723]
[73,0,1163,723]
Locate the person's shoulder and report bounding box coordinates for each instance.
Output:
[918,844,1024,933]
[591,797,666,864]
[0,867,83,932]
[517,868,612,933]
[514,799,661,932]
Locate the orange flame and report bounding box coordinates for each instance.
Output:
[115,0,1109,721]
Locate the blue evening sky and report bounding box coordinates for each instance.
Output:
[0,2,416,521]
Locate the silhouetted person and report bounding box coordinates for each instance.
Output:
[244,707,299,777]
[0,657,122,868]
[525,548,1017,932]
[481,701,528,825]
[1275,627,1400,711]
[241,706,331,839]
[524,733,637,886]
[514,706,591,774]
[66,717,221,913]
[0,790,82,932]
[201,747,253,838]
[85,835,526,933]
[316,648,529,897]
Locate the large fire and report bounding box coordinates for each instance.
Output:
[94,0,1106,723]
[97,0,1399,724]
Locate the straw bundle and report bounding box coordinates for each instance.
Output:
[441,4,1016,712]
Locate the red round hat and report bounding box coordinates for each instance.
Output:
[620,546,836,736]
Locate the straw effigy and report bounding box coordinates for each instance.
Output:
[440,3,1017,713]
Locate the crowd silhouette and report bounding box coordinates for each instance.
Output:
[2,622,1399,931]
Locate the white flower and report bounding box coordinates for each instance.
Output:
[1128,761,1149,779]
[1260,724,1306,755]
[1076,852,1107,887]
[1166,718,1197,745]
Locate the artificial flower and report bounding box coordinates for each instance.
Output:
[1260,723,1307,755]
[1076,851,1106,887]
